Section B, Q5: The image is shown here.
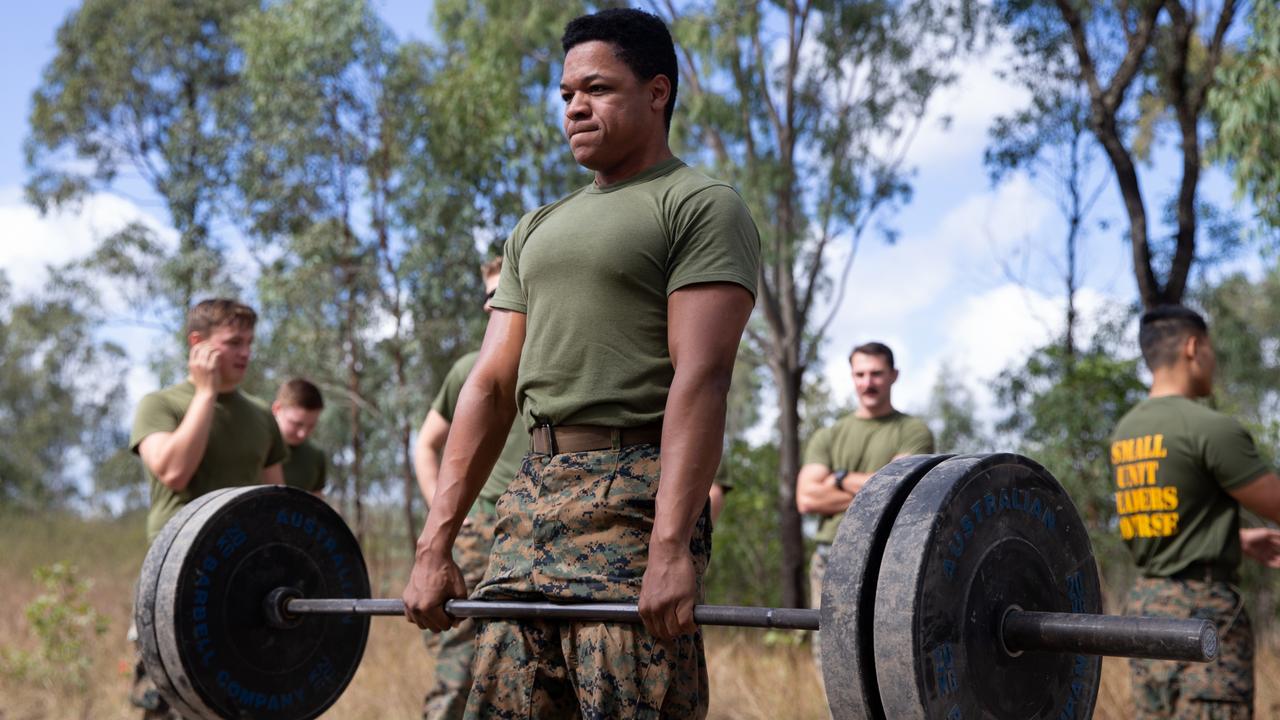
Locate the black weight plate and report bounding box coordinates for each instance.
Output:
[136,490,233,720]
[154,485,371,719]
[821,454,951,720]
[874,454,1102,720]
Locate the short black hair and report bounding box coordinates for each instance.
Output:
[561,8,678,131]
[1139,305,1208,370]
[851,342,895,369]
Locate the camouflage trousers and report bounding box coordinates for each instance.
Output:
[422,506,499,720]
[128,590,179,719]
[466,443,712,719]
[808,546,829,685]
[1125,576,1254,719]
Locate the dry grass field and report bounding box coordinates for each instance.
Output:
[1,511,1276,719]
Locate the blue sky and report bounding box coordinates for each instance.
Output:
[0,2,1258,441]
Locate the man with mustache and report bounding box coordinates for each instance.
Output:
[796,341,934,678]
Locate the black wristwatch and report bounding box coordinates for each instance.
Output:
[832,470,849,492]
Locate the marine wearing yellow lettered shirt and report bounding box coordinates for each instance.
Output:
[1109,396,1268,576]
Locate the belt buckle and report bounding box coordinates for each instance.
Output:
[541,422,557,456]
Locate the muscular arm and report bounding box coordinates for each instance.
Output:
[1228,471,1280,523]
[137,389,217,492]
[796,454,914,516]
[1228,472,1280,568]
[795,464,869,515]
[413,410,451,507]
[404,310,525,631]
[641,283,754,639]
[709,483,727,524]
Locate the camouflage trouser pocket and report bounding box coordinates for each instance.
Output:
[1126,577,1254,715]
[465,619,708,720]
[478,443,710,602]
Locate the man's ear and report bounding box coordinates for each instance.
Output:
[889,368,900,385]
[271,400,282,415]
[187,331,203,348]
[1183,333,1202,361]
[648,74,671,113]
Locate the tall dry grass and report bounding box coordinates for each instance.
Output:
[2,511,1276,719]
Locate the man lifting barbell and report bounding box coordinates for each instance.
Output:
[400,7,760,718]
[133,455,1221,720]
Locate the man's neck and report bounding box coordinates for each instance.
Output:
[188,376,240,395]
[593,144,674,188]
[1148,369,1197,400]
[855,404,896,420]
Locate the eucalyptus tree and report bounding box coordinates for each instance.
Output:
[235,0,399,537]
[999,0,1247,309]
[986,5,1108,359]
[1209,2,1280,233]
[25,0,258,329]
[662,0,982,606]
[0,271,130,510]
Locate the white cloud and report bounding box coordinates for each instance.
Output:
[0,187,179,421]
[0,185,177,298]
[903,48,1030,170]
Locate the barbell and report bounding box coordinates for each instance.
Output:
[134,453,1218,719]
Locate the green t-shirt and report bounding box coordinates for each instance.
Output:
[492,157,760,431]
[431,350,526,506]
[130,381,287,541]
[1110,395,1269,577]
[803,411,935,543]
[283,439,326,493]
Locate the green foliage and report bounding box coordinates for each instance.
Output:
[25,0,258,323]
[0,271,131,510]
[926,363,988,454]
[1,563,109,691]
[1209,1,1280,231]
[705,441,788,608]
[994,313,1148,578]
[1198,268,1280,461]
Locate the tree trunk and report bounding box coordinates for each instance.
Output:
[401,422,417,554]
[344,284,365,543]
[773,362,806,608]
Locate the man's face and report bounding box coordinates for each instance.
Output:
[560,40,664,172]
[273,403,322,447]
[852,352,897,413]
[192,324,254,387]
[483,272,500,314]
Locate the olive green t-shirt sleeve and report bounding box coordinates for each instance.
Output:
[802,427,834,468]
[430,355,473,423]
[491,225,528,314]
[1202,417,1269,490]
[666,185,760,299]
[899,419,936,456]
[265,417,286,467]
[129,392,179,454]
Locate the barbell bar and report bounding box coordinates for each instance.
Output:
[273,594,1215,662]
[134,453,1223,720]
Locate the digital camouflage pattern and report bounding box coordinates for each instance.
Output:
[464,618,707,719]
[468,443,712,718]
[422,507,501,720]
[808,548,829,682]
[1126,576,1254,719]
